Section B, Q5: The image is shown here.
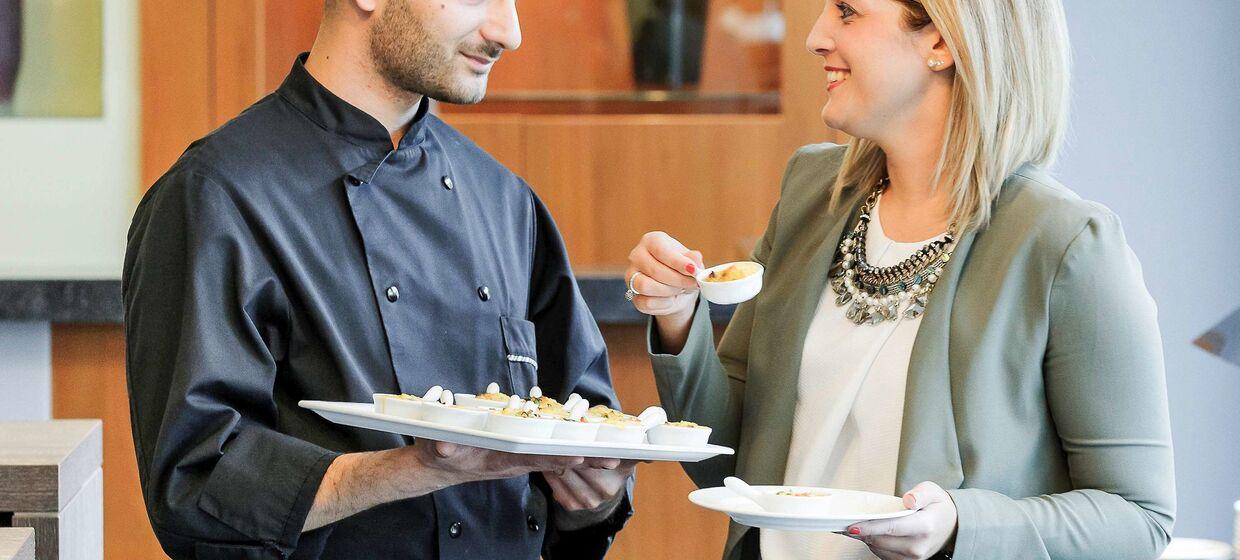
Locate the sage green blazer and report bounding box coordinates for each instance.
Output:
[648,144,1175,560]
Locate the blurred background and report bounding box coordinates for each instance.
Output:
[0,1,1236,558]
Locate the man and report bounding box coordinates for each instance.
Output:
[123,1,635,558]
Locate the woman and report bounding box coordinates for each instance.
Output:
[625,1,1174,559]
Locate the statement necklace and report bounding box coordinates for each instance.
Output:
[828,179,958,325]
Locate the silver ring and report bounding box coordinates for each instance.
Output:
[625,272,643,301]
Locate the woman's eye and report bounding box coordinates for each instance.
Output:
[836,2,857,18]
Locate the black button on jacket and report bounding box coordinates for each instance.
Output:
[123,55,632,559]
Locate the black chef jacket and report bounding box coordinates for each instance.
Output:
[122,55,632,560]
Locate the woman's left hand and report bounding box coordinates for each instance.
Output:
[845,481,958,560]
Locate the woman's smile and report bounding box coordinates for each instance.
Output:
[825,66,851,92]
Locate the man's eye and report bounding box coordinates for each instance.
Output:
[836,2,857,18]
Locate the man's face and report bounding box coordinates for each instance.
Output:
[368,0,521,104]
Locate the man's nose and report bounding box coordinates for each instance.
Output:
[482,0,522,51]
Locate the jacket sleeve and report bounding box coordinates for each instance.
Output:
[644,149,803,490]
[947,209,1175,560]
[524,189,634,558]
[123,166,340,559]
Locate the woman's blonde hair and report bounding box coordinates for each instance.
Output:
[831,0,1071,229]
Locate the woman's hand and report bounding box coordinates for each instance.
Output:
[626,232,705,353]
[845,481,958,560]
[626,231,703,317]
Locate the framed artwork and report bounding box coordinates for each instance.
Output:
[0,0,102,118]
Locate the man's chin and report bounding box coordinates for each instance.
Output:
[432,77,489,105]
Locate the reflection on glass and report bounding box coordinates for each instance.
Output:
[0,0,102,118]
[443,0,783,115]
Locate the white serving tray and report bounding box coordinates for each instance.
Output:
[300,400,735,462]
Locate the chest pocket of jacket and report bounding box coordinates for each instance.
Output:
[500,316,539,396]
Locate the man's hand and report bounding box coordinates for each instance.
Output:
[303,439,585,532]
[543,459,637,529]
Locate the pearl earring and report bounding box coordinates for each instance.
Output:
[927,59,945,69]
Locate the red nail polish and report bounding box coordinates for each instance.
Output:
[848,527,861,535]
[686,264,697,275]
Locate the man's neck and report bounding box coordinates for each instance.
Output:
[304,40,424,148]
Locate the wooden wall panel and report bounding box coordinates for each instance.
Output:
[51,326,167,560]
[486,1,633,92]
[213,0,264,124]
[520,117,784,268]
[603,325,730,560]
[139,2,213,189]
[263,1,323,90]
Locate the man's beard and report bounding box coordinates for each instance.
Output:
[368,1,498,105]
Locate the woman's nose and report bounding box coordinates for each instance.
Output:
[805,9,836,56]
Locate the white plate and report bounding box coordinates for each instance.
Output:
[688,486,915,532]
[300,401,735,462]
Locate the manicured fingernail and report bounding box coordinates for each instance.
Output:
[848,527,861,535]
[686,264,697,275]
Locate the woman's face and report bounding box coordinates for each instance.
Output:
[806,1,944,140]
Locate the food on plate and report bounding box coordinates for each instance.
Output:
[775,490,829,497]
[476,382,509,402]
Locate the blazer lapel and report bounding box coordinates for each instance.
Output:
[894,226,978,494]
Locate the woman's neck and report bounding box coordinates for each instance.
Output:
[873,92,954,242]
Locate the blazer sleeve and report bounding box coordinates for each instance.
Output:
[947,209,1175,560]
[645,149,804,490]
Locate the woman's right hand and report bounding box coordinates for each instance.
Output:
[627,232,705,352]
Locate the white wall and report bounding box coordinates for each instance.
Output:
[0,0,139,278]
[1058,0,1240,542]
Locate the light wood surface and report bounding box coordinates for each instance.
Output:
[0,421,101,513]
[0,529,35,560]
[11,469,103,560]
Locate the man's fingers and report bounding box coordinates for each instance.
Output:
[433,441,460,458]
[543,472,584,510]
[584,457,621,470]
[559,468,606,509]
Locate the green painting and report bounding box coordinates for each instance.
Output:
[0,0,103,118]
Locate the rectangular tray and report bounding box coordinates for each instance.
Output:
[300,401,734,462]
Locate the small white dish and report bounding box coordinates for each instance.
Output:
[421,404,488,430]
[595,422,647,444]
[485,412,558,438]
[696,261,764,305]
[372,393,400,414]
[552,419,600,442]
[647,423,712,447]
[689,485,913,532]
[383,397,427,420]
[455,393,510,410]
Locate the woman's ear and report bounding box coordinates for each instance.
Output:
[923,24,955,71]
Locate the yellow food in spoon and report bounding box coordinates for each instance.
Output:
[704,262,760,283]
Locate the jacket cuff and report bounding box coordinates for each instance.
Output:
[198,425,340,554]
[945,488,1042,560]
[545,479,635,559]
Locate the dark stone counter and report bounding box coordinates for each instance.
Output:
[0,276,735,326]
